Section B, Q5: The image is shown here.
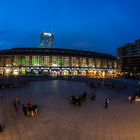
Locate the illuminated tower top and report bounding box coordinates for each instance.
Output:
[40,32,54,48]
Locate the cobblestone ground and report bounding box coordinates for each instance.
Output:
[0,80,140,140]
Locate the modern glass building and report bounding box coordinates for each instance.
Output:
[0,48,119,77]
[40,32,54,48]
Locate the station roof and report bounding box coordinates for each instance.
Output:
[0,47,117,60]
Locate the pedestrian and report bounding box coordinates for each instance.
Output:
[137,88,140,97]
[128,96,131,103]
[13,96,20,111]
[91,93,96,101]
[0,124,3,132]
[105,97,110,109]
[13,101,18,111]
[15,96,20,106]
[133,94,136,102]
[81,91,87,102]
[0,95,6,132]
[138,80,140,86]
[90,81,93,87]
[131,96,135,104]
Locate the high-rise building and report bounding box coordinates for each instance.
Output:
[40,32,54,48]
[117,39,140,77]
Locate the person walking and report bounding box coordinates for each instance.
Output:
[105,97,110,109]
[0,95,6,132]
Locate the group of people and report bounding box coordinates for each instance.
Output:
[69,92,110,110]
[69,91,96,106]
[12,96,38,117]
[70,95,81,106]
[22,102,38,117]
[69,91,88,106]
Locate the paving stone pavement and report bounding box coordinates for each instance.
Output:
[0,79,140,140]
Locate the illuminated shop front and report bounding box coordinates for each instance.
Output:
[0,48,120,77]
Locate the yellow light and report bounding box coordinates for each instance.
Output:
[5,69,11,74]
[103,71,105,77]
[52,64,57,67]
[13,70,19,75]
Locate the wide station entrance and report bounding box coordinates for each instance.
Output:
[0,67,120,78]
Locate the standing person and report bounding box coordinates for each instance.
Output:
[138,80,140,87]
[137,87,140,97]
[0,95,6,132]
[90,81,93,87]
[128,96,131,103]
[130,96,135,104]
[105,97,110,109]
[15,96,20,106]
[91,93,96,101]
[13,96,20,111]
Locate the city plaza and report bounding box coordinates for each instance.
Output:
[0,33,139,140]
[0,78,140,140]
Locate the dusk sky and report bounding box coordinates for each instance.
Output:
[0,0,140,55]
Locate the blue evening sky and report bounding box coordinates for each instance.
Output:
[0,0,140,55]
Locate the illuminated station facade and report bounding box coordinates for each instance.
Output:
[0,48,119,77]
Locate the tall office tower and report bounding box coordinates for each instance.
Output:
[40,32,54,48]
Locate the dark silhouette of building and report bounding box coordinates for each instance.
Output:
[117,39,140,77]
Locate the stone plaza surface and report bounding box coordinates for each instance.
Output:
[0,79,140,140]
